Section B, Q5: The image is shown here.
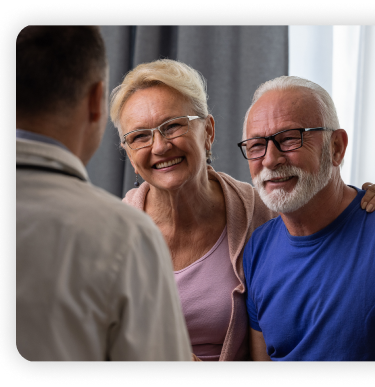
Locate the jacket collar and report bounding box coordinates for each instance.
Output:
[16,138,89,182]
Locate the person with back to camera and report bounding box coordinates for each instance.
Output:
[16,27,191,361]
[239,75,375,361]
[109,59,375,361]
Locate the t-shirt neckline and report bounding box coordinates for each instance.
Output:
[283,187,364,245]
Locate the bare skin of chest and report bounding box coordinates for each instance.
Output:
[161,221,226,271]
[145,179,227,272]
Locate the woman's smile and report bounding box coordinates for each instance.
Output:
[153,157,184,170]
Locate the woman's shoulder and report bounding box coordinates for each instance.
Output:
[208,167,255,198]
[122,182,150,210]
[208,167,277,223]
[123,188,138,204]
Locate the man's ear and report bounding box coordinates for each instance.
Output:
[331,129,348,167]
[88,81,105,123]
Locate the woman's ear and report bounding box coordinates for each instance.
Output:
[205,115,215,150]
[128,156,137,172]
[121,142,137,172]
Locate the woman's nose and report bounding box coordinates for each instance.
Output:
[151,130,172,154]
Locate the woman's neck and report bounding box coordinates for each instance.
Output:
[144,170,226,270]
[145,173,223,232]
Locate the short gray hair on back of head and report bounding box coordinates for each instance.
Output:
[110,59,209,136]
[242,75,340,142]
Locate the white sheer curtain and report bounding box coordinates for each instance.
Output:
[289,25,375,187]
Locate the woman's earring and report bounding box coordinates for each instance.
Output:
[206,149,212,165]
[134,173,140,188]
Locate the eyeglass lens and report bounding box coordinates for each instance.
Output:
[243,129,302,159]
[126,117,190,149]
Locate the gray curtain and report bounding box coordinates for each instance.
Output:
[87,26,288,198]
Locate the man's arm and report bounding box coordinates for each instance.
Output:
[109,216,192,361]
[249,328,271,361]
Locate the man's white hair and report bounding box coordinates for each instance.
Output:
[242,76,340,142]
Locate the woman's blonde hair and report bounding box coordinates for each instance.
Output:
[110,59,209,135]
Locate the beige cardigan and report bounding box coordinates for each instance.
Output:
[124,166,276,361]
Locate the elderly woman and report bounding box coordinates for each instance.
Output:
[110,59,375,361]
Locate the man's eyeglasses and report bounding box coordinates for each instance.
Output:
[122,116,202,150]
[237,127,333,160]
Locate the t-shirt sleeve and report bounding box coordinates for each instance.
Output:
[243,239,262,332]
[246,292,262,331]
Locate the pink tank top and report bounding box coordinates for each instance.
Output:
[174,226,240,361]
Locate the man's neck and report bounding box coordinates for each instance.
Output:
[16,128,70,152]
[280,177,358,236]
[16,112,89,164]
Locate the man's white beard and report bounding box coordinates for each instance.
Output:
[253,141,333,213]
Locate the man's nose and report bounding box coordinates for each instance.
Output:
[262,140,286,170]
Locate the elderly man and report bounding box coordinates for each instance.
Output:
[239,76,375,361]
[16,26,191,361]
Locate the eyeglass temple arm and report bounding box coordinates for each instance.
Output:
[304,127,328,132]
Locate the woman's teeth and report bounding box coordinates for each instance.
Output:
[155,157,183,169]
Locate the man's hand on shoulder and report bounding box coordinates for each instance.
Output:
[361,182,375,212]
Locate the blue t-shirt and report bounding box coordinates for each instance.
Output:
[244,189,375,361]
